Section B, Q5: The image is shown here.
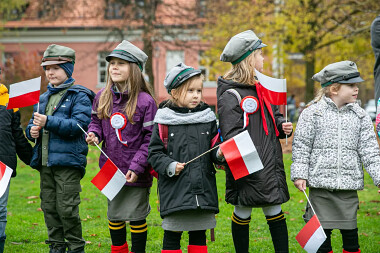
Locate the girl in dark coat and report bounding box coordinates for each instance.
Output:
[217,30,293,253]
[148,63,223,253]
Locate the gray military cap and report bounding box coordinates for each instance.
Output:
[164,63,201,94]
[312,61,364,87]
[220,30,267,65]
[41,44,75,66]
[106,40,148,71]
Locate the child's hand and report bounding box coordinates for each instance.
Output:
[217,148,224,157]
[126,170,138,183]
[282,122,293,135]
[86,132,99,146]
[30,126,42,139]
[175,162,185,175]
[33,112,47,127]
[294,179,307,191]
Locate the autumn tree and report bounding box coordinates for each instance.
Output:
[202,0,379,103]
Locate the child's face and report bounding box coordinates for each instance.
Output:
[109,57,130,84]
[45,65,68,86]
[333,83,359,106]
[253,49,264,72]
[176,78,203,109]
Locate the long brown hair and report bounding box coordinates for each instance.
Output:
[223,50,261,85]
[96,61,156,123]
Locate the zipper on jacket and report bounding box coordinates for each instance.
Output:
[195,195,200,206]
[337,110,342,189]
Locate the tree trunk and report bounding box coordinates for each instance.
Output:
[305,54,315,103]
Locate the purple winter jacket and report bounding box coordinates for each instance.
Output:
[88,87,157,187]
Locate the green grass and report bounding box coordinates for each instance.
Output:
[5,147,380,252]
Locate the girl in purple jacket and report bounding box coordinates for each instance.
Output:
[86,41,157,253]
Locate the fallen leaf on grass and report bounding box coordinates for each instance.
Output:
[98,243,101,247]
[37,208,42,211]
[284,211,289,214]
[290,218,296,221]
[32,223,38,226]
[361,233,368,237]
[90,234,97,237]
[299,199,304,203]
[27,201,36,204]
[27,196,38,199]
[11,242,22,245]
[86,241,92,244]
[370,200,380,203]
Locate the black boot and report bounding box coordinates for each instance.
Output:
[266,211,288,253]
[231,212,250,253]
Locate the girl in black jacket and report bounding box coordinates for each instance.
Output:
[148,63,223,253]
[217,30,293,253]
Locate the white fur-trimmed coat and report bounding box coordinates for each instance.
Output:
[291,96,380,190]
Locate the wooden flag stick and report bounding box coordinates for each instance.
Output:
[77,123,109,159]
[302,189,317,216]
[184,145,220,165]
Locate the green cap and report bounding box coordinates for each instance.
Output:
[41,44,76,66]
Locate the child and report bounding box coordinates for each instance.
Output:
[148,62,223,253]
[217,30,293,253]
[25,44,95,253]
[86,40,157,253]
[291,61,380,253]
[0,66,32,253]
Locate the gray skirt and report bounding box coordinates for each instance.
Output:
[162,209,216,231]
[303,188,359,229]
[107,185,151,222]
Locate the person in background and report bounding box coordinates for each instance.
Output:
[0,66,32,253]
[287,94,296,122]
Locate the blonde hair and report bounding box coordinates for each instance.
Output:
[96,61,156,123]
[310,83,342,105]
[170,74,204,106]
[223,49,261,85]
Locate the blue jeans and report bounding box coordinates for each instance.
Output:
[0,181,10,253]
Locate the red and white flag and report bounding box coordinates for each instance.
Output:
[220,130,263,180]
[0,161,13,198]
[7,77,41,110]
[91,159,126,201]
[296,214,327,253]
[255,69,287,105]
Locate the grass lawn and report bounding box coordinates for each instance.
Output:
[5,147,380,252]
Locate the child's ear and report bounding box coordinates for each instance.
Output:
[171,89,178,99]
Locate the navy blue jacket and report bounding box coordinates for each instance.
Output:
[26,85,95,177]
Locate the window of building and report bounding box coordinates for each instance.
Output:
[198,50,216,87]
[198,0,207,18]
[134,0,144,19]
[97,52,110,88]
[166,50,184,74]
[105,0,126,19]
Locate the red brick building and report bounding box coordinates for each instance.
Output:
[0,0,217,108]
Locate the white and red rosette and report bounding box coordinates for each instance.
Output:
[240,96,259,128]
[110,112,128,146]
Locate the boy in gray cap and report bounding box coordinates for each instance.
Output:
[217,30,292,253]
[291,60,380,253]
[26,44,95,253]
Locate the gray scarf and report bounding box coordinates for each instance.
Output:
[154,107,216,125]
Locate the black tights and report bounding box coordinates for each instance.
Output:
[163,230,206,250]
[317,228,359,253]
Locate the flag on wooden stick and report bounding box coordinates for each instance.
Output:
[0,161,13,198]
[6,77,41,110]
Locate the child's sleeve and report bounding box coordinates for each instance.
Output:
[11,110,32,165]
[129,97,158,176]
[218,92,244,140]
[290,108,316,182]
[44,92,92,138]
[376,98,380,138]
[358,113,380,187]
[148,123,177,176]
[87,93,104,142]
[25,103,39,142]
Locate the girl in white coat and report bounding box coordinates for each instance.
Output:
[291,61,380,253]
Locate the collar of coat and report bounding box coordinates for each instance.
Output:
[311,96,366,118]
[154,100,216,125]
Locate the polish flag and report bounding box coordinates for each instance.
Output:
[7,77,41,110]
[255,69,287,105]
[296,214,327,253]
[0,161,13,198]
[91,159,126,201]
[220,130,263,180]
